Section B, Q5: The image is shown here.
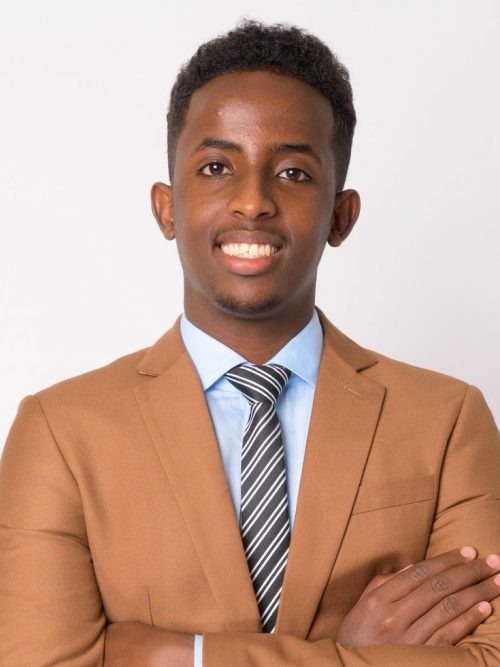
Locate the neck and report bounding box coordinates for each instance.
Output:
[184,304,316,364]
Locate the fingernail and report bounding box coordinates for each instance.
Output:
[460,546,477,560]
[478,601,492,614]
[494,574,500,586]
[486,554,500,569]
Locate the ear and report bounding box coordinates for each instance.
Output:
[151,182,175,240]
[327,189,361,247]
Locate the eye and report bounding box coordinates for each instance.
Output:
[199,161,231,176]
[277,167,311,182]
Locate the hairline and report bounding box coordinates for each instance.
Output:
[167,68,344,189]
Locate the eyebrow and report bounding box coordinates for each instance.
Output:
[195,137,321,163]
[196,138,243,152]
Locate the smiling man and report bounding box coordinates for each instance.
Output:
[1,20,499,667]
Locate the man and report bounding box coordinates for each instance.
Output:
[1,19,499,667]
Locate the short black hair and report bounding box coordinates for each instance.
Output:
[166,19,356,190]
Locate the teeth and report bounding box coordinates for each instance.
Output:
[220,243,277,258]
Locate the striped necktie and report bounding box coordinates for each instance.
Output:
[225,363,292,633]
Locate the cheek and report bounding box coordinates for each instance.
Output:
[292,218,331,260]
[173,191,223,240]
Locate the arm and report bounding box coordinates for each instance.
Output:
[104,623,194,666]
[0,396,106,666]
[106,385,500,666]
[203,385,500,666]
[105,548,498,666]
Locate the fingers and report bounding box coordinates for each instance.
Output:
[360,565,413,599]
[424,601,493,646]
[338,547,499,648]
[401,554,500,615]
[399,553,500,622]
[374,547,477,602]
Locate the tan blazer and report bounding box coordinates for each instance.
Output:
[1,310,499,666]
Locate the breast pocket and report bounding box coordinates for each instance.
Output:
[351,474,435,515]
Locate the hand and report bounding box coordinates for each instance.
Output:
[104,621,194,667]
[337,546,500,648]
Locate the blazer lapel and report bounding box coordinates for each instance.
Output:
[134,321,261,632]
[277,313,386,637]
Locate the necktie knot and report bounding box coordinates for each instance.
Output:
[225,364,291,405]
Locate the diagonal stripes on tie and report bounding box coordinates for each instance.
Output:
[225,363,292,633]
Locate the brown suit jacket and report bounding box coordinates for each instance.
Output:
[1,310,499,666]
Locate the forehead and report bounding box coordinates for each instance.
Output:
[177,70,335,160]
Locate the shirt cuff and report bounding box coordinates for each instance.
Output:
[194,634,203,667]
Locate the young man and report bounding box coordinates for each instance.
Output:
[1,20,499,667]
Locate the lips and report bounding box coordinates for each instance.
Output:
[213,228,285,274]
[221,242,278,258]
[215,229,284,257]
[213,237,281,276]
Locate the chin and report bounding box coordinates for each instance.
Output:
[214,292,282,315]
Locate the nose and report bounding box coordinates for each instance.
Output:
[228,171,277,221]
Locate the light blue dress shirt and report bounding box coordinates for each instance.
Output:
[179,310,324,667]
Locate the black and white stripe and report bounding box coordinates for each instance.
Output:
[225,363,292,633]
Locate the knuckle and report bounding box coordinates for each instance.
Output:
[461,609,475,627]
[401,630,419,646]
[408,563,430,582]
[429,575,452,594]
[442,594,462,617]
[433,630,451,646]
[380,614,396,630]
[442,551,460,568]
[476,579,492,598]
[377,613,398,638]
[468,560,483,579]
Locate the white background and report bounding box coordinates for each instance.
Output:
[1,0,499,449]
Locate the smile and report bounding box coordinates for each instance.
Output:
[220,243,279,259]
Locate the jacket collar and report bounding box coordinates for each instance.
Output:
[136,308,379,377]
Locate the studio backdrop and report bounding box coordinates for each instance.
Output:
[1,0,499,449]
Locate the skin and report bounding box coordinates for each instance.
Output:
[150,70,360,363]
[103,71,500,665]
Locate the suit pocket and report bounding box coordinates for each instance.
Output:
[351,474,435,515]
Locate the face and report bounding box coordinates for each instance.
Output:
[152,70,360,330]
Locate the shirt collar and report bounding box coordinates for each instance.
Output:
[180,310,323,391]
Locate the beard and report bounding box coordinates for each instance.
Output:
[213,289,282,315]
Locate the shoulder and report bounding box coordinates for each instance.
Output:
[318,309,471,410]
[32,318,184,414]
[327,327,497,440]
[365,348,469,399]
[32,346,151,416]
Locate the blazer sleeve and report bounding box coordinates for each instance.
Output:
[202,385,500,666]
[0,395,106,666]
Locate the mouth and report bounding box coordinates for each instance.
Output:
[220,242,279,259]
[214,232,283,276]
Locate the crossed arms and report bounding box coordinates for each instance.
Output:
[105,546,500,666]
[1,385,499,666]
